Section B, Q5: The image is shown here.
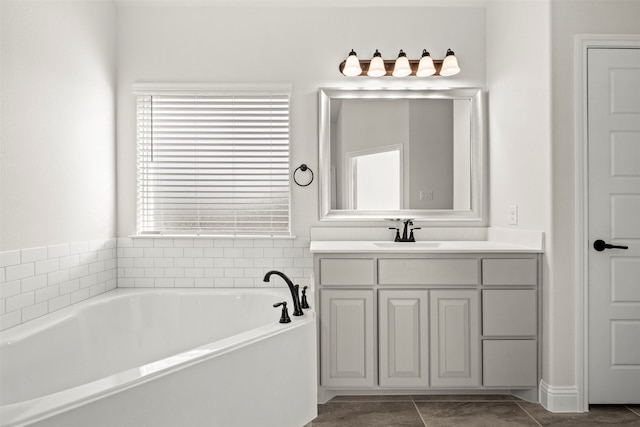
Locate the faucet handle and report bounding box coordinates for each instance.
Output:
[273,301,291,323]
[409,227,421,242]
[301,286,310,309]
[388,227,401,242]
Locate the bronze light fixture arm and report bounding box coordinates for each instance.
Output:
[339,58,446,77]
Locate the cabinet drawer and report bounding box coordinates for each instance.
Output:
[483,340,537,387]
[378,259,478,285]
[319,258,374,285]
[483,290,537,336]
[482,259,537,286]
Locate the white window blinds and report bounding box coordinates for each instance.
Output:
[136,91,291,236]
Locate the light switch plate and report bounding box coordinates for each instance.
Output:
[508,205,518,225]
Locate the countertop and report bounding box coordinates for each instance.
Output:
[309,240,543,254]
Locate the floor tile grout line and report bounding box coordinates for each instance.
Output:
[410,395,429,427]
[515,401,544,427]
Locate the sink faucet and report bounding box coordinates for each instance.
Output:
[263,270,304,316]
[389,219,421,242]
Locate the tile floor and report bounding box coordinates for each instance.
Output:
[308,395,640,426]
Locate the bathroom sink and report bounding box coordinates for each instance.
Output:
[374,242,440,249]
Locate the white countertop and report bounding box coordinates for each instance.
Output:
[309,240,543,254]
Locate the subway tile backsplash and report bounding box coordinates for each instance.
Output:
[116,237,313,289]
[0,239,117,330]
[0,236,313,330]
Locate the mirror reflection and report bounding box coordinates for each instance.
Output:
[330,98,471,211]
[318,88,486,223]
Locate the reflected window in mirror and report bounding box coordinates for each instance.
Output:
[345,145,402,210]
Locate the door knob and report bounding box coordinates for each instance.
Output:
[593,239,629,251]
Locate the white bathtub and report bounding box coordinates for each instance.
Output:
[0,288,317,427]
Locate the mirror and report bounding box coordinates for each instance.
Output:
[319,88,486,223]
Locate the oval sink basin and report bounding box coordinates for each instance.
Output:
[374,242,440,249]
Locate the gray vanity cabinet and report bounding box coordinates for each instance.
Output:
[315,252,540,397]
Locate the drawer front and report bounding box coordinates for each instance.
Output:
[320,258,374,285]
[483,340,537,387]
[482,290,537,336]
[378,259,478,285]
[482,258,537,286]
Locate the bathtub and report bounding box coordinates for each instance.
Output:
[0,288,317,427]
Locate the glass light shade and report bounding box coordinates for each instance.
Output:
[440,49,460,76]
[416,50,436,77]
[367,50,386,77]
[392,50,411,77]
[343,50,362,76]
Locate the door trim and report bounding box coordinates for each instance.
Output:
[574,34,640,412]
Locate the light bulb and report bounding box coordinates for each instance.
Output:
[392,49,411,77]
[367,50,386,77]
[416,49,436,77]
[440,48,460,76]
[342,49,362,77]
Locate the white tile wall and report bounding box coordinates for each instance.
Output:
[117,237,313,289]
[0,238,117,330]
[0,236,313,331]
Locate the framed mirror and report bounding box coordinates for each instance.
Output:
[319,88,486,223]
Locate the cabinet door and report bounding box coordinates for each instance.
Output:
[320,289,375,387]
[430,290,479,387]
[379,290,429,387]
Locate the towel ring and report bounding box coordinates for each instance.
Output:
[293,164,314,187]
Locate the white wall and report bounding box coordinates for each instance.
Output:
[486,1,551,231]
[0,0,117,328]
[0,0,117,251]
[116,4,487,238]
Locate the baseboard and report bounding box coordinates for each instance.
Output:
[539,380,583,413]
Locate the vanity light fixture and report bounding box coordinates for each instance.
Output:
[339,48,460,77]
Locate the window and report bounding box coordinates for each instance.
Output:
[135,85,291,236]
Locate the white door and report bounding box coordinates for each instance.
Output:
[588,47,640,403]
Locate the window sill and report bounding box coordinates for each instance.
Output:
[129,234,297,240]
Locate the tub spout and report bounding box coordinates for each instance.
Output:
[263,270,304,316]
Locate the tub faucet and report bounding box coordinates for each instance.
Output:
[263,270,304,316]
